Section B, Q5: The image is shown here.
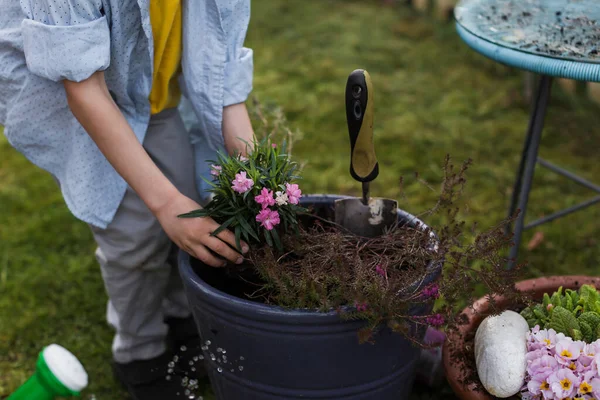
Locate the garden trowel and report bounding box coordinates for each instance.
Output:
[334,69,398,238]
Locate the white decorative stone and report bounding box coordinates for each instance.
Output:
[474,310,529,398]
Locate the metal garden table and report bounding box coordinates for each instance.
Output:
[454,0,600,268]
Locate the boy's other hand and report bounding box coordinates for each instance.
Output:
[223,102,255,156]
[155,193,249,267]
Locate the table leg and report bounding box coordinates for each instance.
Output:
[506,83,541,234]
[506,75,553,269]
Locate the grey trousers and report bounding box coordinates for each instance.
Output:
[89,108,200,363]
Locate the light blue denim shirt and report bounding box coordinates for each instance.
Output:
[0,0,253,228]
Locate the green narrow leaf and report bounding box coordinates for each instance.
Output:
[234,225,242,252]
[199,174,219,189]
[211,217,236,237]
[178,209,210,218]
[220,209,243,216]
[271,150,277,174]
[283,217,289,234]
[264,229,273,247]
[271,228,283,252]
[236,214,259,240]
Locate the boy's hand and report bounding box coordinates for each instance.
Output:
[155,193,249,268]
[223,102,255,156]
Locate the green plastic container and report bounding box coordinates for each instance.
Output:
[8,344,88,400]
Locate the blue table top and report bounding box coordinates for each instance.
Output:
[455,0,600,81]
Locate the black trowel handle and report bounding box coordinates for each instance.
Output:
[345,69,379,183]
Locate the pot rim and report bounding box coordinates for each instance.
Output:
[442,275,600,400]
[179,194,442,323]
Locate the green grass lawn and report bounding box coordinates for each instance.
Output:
[2,0,600,398]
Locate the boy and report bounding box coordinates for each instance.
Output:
[0,0,254,398]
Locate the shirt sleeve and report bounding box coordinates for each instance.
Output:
[221,0,254,107]
[20,0,111,82]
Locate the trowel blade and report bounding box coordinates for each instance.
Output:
[334,197,398,238]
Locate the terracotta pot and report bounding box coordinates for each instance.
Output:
[442,275,600,400]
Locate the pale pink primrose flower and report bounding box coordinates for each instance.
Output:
[210,164,222,177]
[256,208,280,231]
[271,143,277,148]
[571,358,593,374]
[585,341,600,357]
[285,183,302,205]
[255,188,275,209]
[526,327,543,350]
[532,328,566,352]
[592,352,600,372]
[578,342,600,368]
[577,370,596,396]
[527,354,558,379]
[526,375,553,398]
[555,339,584,365]
[591,377,600,398]
[231,171,254,193]
[526,348,547,365]
[548,368,579,398]
[275,191,288,206]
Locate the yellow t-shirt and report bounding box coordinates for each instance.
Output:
[149,0,183,115]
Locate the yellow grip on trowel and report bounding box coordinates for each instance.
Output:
[345,69,379,182]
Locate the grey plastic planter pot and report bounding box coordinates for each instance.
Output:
[179,195,442,400]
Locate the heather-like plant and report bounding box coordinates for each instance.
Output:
[179,136,306,252]
[249,156,523,344]
[521,285,600,343]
